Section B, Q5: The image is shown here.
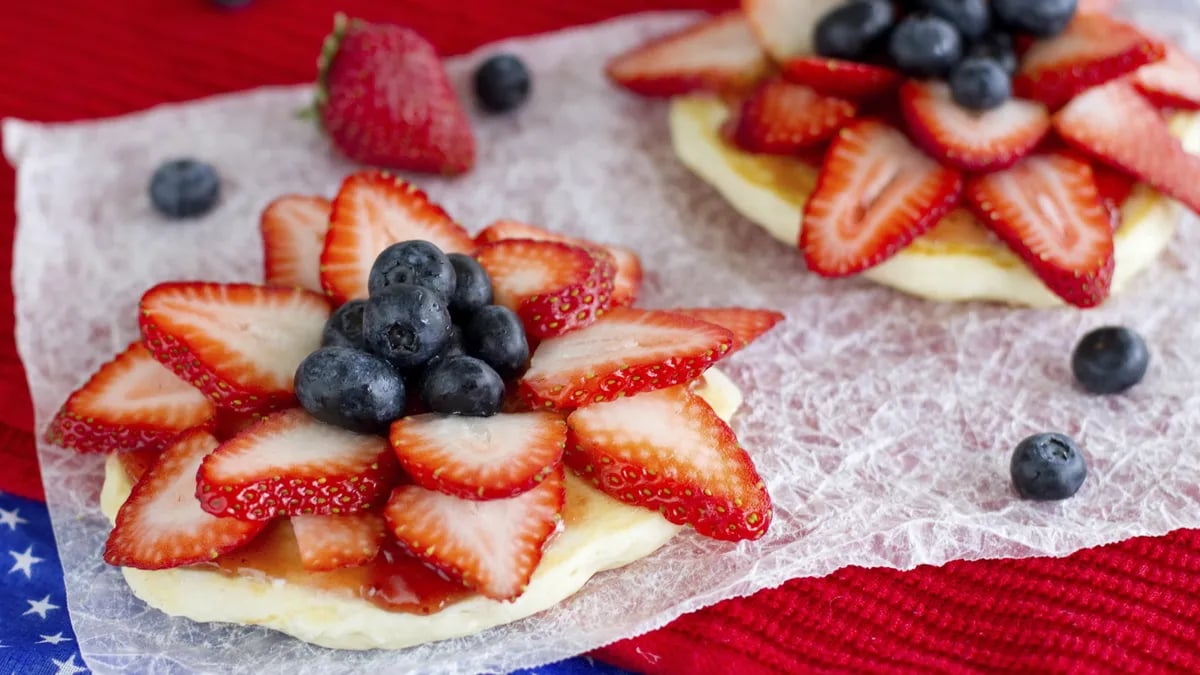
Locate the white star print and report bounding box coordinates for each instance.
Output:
[51,653,87,675]
[23,594,60,619]
[7,545,43,578]
[37,632,71,645]
[0,506,27,531]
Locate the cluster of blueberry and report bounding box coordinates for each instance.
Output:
[295,240,530,433]
[815,0,1076,110]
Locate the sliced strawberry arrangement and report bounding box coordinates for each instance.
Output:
[475,219,643,307]
[519,307,734,410]
[390,411,566,500]
[105,429,268,570]
[474,239,615,339]
[366,538,473,613]
[743,0,844,61]
[197,408,400,520]
[567,384,771,541]
[606,11,768,97]
[261,195,331,293]
[1054,81,1200,215]
[899,80,1051,172]
[965,153,1114,307]
[384,465,565,601]
[781,57,902,100]
[320,170,474,304]
[46,342,215,455]
[801,119,963,277]
[291,512,388,571]
[1092,164,1137,231]
[732,78,857,155]
[670,307,784,355]
[1131,45,1200,110]
[1014,13,1165,108]
[139,282,330,413]
[116,446,166,484]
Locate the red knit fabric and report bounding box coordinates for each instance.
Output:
[3,2,1199,673]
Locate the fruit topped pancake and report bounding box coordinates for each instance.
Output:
[607,0,1200,308]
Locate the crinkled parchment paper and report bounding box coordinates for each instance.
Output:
[7,5,1200,674]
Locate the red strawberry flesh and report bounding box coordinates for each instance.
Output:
[519,307,734,410]
[965,153,1114,308]
[320,170,473,304]
[606,11,768,98]
[800,119,963,277]
[669,307,784,355]
[781,57,902,100]
[384,465,565,601]
[1054,80,1200,215]
[197,408,400,520]
[46,342,215,455]
[291,512,388,572]
[732,78,858,155]
[899,80,1051,172]
[261,195,331,293]
[105,429,268,570]
[390,411,566,500]
[139,282,330,413]
[566,385,771,541]
[1131,44,1200,110]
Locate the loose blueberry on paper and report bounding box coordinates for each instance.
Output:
[1011,433,1088,500]
[1072,326,1150,394]
[296,239,528,424]
[474,54,532,113]
[148,159,220,219]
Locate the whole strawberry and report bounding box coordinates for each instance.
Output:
[315,15,475,175]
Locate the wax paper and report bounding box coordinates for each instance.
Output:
[7,5,1200,674]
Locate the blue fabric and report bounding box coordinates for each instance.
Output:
[0,491,632,675]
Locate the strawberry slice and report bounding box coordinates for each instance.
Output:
[290,512,387,571]
[781,57,902,100]
[670,308,784,355]
[800,119,963,277]
[475,220,643,308]
[606,11,769,98]
[46,342,215,455]
[384,465,565,601]
[117,446,166,484]
[105,429,268,570]
[566,384,771,541]
[743,0,845,61]
[261,195,331,293]
[390,411,566,500]
[1014,13,1165,108]
[365,538,472,613]
[139,282,330,413]
[965,153,1114,308]
[197,408,400,520]
[1131,45,1200,110]
[474,239,615,339]
[1078,0,1118,13]
[46,341,211,455]
[320,171,473,304]
[732,78,858,155]
[1054,80,1200,214]
[899,80,1051,172]
[519,307,734,410]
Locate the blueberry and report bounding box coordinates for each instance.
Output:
[918,0,989,40]
[889,14,964,77]
[447,253,493,318]
[1010,433,1087,500]
[967,32,1019,77]
[362,284,452,369]
[424,324,466,373]
[814,0,896,61]
[992,0,1076,38]
[949,57,1012,110]
[294,347,405,434]
[463,305,529,380]
[368,241,456,301]
[1071,326,1150,394]
[474,54,532,114]
[321,299,368,350]
[149,159,220,219]
[421,355,505,416]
